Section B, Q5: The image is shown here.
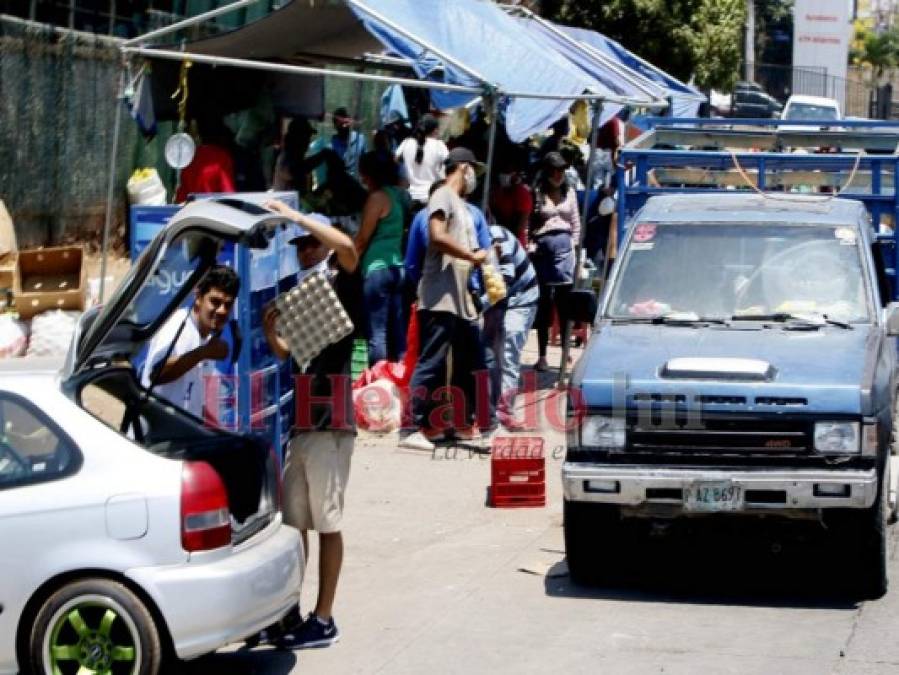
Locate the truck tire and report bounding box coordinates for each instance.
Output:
[828,465,889,600]
[563,499,625,586]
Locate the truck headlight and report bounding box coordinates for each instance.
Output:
[581,415,626,449]
[814,421,860,454]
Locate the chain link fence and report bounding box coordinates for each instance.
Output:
[0,16,144,249]
[748,62,874,118]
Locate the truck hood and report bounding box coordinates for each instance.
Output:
[572,323,879,414]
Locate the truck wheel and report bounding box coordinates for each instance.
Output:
[28,578,162,675]
[829,465,889,600]
[563,499,625,586]
[858,464,889,599]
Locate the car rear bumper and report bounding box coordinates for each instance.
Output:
[562,463,878,511]
[127,518,302,660]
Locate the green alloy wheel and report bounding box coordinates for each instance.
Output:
[29,579,161,675]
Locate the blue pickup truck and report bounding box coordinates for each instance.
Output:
[564,193,899,597]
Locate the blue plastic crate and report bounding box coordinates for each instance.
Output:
[248,363,279,415]
[279,359,294,397]
[250,286,278,326]
[278,273,298,294]
[248,326,276,368]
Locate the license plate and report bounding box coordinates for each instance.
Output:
[683,481,743,512]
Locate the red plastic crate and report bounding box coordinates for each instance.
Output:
[490,437,545,508]
[490,482,546,508]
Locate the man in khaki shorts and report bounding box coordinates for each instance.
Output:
[263,200,359,649]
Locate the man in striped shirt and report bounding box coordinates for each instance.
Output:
[482,224,539,430]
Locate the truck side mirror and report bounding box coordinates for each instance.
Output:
[566,289,599,324]
[885,302,899,336]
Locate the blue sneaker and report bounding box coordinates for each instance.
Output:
[278,614,340,649]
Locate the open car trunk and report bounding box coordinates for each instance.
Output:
[76,366,279,545]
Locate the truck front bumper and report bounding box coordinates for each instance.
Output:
[562,463,878,510]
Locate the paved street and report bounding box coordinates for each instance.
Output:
[185,346,899,675]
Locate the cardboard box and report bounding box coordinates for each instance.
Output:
[0,253,16,292]
[16,246,86,318]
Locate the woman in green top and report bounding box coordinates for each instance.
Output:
[355,151,409,365]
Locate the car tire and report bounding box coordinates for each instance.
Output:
[563,499,625,586]
[828,464,889,600]
[27,578,162,675]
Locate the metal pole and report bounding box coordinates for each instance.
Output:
[108,0,115,36]
[122,46,485,95]
[100,68,125,305]
[481,93,500,214]
[122,0,262,46]
[558,100,603,385]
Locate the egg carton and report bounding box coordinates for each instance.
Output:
[275,271,354,368]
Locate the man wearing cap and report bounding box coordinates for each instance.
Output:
[262,200,360,649]
[482,224,539,431]
[400,147,489,451]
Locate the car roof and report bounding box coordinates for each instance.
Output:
[785,94,839,108]
[637,194,867,226]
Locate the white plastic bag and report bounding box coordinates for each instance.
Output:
[127,168,167,205]
[353,378,402,433]
[0,314,28,359]
[25,310,80,358]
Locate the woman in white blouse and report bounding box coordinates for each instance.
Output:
[395,114,448,211]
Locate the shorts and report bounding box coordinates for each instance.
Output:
[282,431,354,534]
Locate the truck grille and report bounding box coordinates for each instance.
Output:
[628,415,812,454]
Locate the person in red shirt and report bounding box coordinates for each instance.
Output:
[489,151,533,246]
[175,115,236,202]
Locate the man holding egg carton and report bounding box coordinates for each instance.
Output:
[262,201,360,650]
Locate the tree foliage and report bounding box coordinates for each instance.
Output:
[542,0,747,91]
[849,16,899,83]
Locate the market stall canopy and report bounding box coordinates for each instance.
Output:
[141,0,661,141]
[185,0,382,61]
[344,0,639,140]
[505,7,668,107]
[561,25,706,118]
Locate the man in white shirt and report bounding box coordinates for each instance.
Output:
[141,265,239,418]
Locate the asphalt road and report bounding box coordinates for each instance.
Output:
[185,354,899,675]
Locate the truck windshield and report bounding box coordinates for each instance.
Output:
[606,223,870,323]
[785,103,839,120]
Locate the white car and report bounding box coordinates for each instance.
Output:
[780,94,841,130]
[0,200,303,674]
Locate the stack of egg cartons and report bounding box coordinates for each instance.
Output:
[275,271,354,369]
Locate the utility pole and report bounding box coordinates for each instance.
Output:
[745,0,756,82]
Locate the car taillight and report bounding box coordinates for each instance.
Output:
[181,461,231,552]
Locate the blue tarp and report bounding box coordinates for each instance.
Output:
[562,25,705,118]
[512,15,665,111]
[347,0,636,142]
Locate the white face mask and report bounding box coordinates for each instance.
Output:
[464,166,478,195]
[498,173,513,188]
